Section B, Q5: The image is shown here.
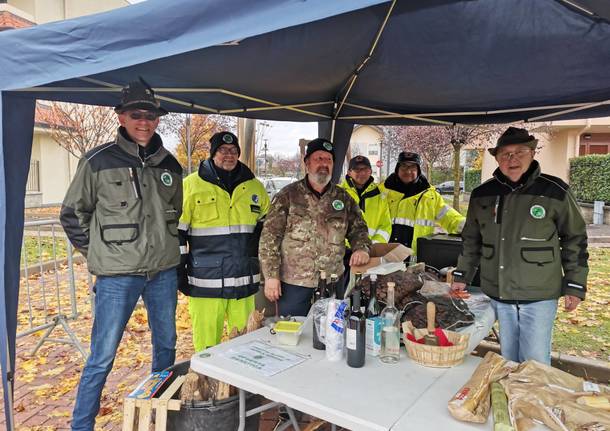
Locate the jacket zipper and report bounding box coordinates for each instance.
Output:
[129,167,142,200]
[520,237,547,241]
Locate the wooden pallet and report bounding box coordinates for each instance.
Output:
[122,375,185,431]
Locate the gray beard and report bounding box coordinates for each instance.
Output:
[310,171,331,187]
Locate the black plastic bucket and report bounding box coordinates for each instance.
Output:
[163,360,261,431]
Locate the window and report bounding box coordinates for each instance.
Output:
[26,160,40,192]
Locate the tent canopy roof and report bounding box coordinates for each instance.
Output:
[2,0,610,125]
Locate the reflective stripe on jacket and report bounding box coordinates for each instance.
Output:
[178,160,269,299]
[339,178,391,244]
[379,183,464,255]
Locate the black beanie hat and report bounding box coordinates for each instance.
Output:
[304,138,335,161]
[395,151,422,175]
[210,131,240,157]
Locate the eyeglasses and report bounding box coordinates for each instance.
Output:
[496,149,532,162]
[128,111,158,121]
[216,147,239,155]
[398,163,418,172]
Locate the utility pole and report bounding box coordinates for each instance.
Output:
[263,138,269,177]
[185,114,192,174]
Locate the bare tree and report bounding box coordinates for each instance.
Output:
[398,126,452,176]
[159,114,235,173]
[45,102,117,158]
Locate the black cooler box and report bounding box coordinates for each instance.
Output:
[416,234,480,287]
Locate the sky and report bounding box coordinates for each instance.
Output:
[259,121,318,156]
[160,120,318,156]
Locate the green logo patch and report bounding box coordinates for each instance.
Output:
[160,172,173,187]
[323,142,333,151]
[332,199,344,211]
[530,204,546,219]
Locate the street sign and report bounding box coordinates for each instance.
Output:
[376,160,383,168]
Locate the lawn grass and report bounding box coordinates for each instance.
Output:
[21,236,70,268]
[553,247,610,362]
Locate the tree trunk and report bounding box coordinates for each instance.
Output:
[452,144,461,212]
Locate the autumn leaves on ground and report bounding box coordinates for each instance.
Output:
[4,231,610,429]
[5,261,195,430]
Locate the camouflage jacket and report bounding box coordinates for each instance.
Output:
[259,178,371,288]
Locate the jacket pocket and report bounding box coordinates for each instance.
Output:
[193,194,219,222]
[516,242,562,294]
[101,223,139,245]
[481,243,494,259]
[287,207,312,242]
[165,209,179,237]
[479,243,498,286]
[521,247,554,265]
[327,213,347,245]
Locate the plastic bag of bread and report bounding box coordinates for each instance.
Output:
[448,352,517,423]
[500,360,610,431]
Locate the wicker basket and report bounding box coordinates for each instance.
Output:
[403,329,470,368]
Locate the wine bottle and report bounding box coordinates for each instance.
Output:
[379,282,400,364]
[346,288,366,368]
[366,274,381,317]
[313,270,327,350]
[314,270,327,302]
[329,273,338,298]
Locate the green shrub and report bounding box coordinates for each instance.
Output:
[569,154,610,203]
[465,169,481,192]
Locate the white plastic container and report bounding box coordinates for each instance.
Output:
[272,317,306,346]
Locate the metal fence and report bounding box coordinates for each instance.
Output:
[19,219,92,361]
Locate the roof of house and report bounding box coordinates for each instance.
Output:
[0,10,34,31]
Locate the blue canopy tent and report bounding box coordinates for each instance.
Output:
[1,0,610,427]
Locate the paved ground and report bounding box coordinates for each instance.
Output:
[0,260,336,431]
[2,206,606,429]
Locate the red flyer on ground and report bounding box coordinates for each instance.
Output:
[127,371,173,399]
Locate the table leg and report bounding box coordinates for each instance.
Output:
[238,389,246,431]
[285,407,301,431]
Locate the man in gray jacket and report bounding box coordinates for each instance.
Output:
[60,80,182,431]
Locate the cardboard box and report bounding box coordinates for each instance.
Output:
[351,243,412,273]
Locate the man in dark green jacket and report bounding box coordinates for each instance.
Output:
[452,127,588,364]
[60,80,182,431]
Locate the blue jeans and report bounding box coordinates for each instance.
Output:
[491,298,558,364]
[71,268,177,431]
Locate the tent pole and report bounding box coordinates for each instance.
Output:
[333,0,397,119]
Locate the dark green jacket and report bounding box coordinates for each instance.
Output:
[60,128,183,278]
[454,161,588,301]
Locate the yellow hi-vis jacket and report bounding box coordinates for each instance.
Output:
[178,160,269,299]
[339,177,391,244]
[379,183,465,255]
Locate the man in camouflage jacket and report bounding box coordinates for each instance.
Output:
[259,138,371,316]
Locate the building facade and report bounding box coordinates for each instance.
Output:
[1,0,129,207]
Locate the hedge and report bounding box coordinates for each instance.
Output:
[569,154,610,203]
[465,169,481,192]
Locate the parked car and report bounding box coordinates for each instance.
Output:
[435,181,464,194]
[262,177,296,198]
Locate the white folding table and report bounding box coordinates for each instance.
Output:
[190,302,495,431]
